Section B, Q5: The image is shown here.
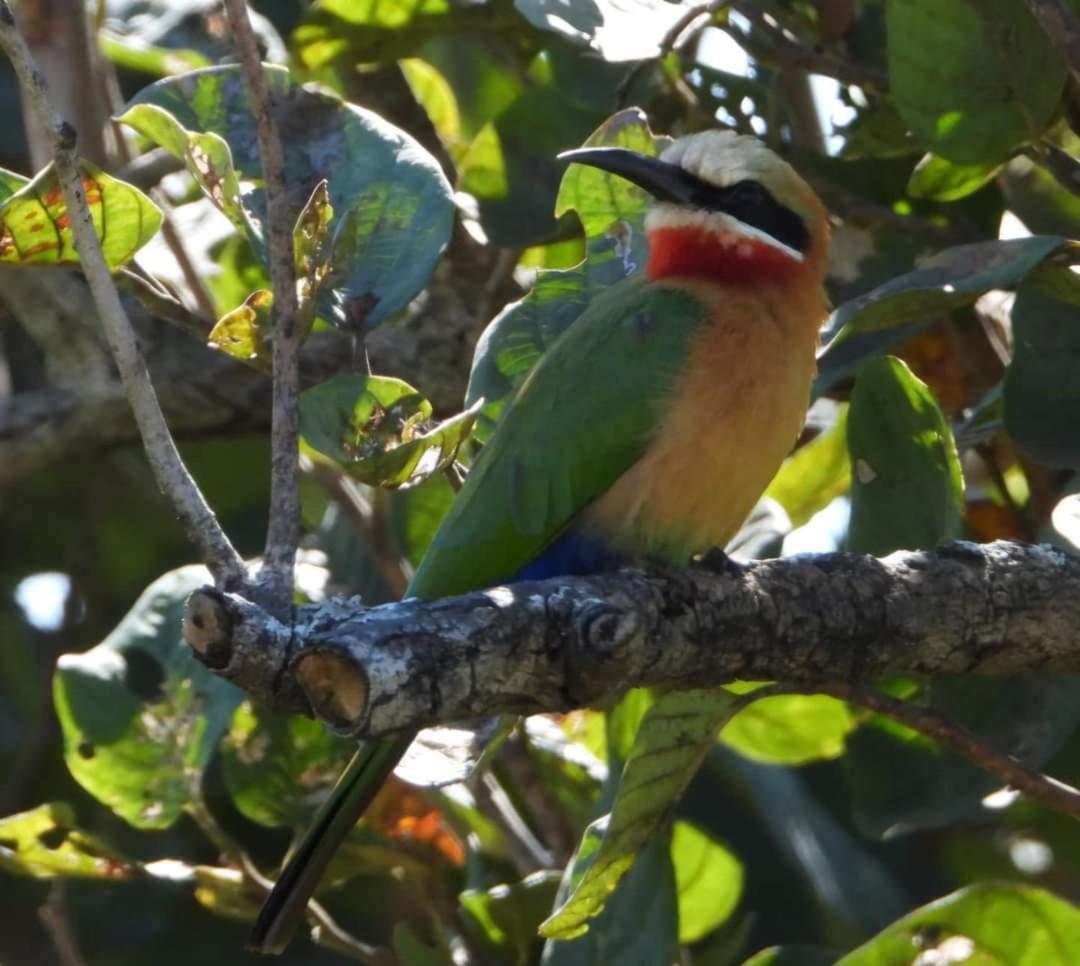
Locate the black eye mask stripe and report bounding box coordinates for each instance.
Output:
[558,147,811,255]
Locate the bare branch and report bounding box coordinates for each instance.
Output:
[181,540,1080,819]
[801,681,1080,819]
[0,1,247,589]
[222,0,301,608]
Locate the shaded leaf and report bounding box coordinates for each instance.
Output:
[53,566,243,829]
[119,65,453,329]
[846,356,964,555]
[220,702,353,829]
[300,374,480,488]
[743,946,842,966]
[0,803,134,880]
[540,689,740,939]
[0,160,161,269]
[816,235,1066,394]
[839,882,1080,965]
[671,821,742,944]
[887,0,1066,164]
[459,870,562,961]
[1004,264,1080,468]
[721,694,853,766]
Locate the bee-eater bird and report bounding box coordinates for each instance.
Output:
[252,129,830,952]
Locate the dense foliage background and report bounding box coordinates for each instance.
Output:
[3,0,1080,963]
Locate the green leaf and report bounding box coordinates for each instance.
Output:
[907,153,1002,201]
[816,236,1066,395]
[459,870,562,961]
[53,566,243,829]
[466,108,662,432]
[118,65,453,329]
[208,289,273,368]
[293,178,334,323]
[98,29,210,77]
[721,694,853,766]
[0,160,161,269]
[0,165,29,204]
[764,407,850,528]
[671,821,742,944]
[839,883,1080,965]
[300,374,480,488]
[846,356,964,556]
[541,822,678,966]
[1004,264,1080,468]
[540,689,740,939]
[0,803,135,879]
[887,0,1066,164]
[388,473,457,570]
[220,702,353,829]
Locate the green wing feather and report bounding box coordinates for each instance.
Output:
[409,276,710,599]
[251,276,709,952]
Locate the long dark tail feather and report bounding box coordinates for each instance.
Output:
[249,733,415,954]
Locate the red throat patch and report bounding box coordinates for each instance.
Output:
[646,224,804,283]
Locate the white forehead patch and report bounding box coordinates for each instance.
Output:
[660,130,792,190]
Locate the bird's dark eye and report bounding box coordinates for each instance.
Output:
[726,180,766,206]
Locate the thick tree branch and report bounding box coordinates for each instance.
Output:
[183,540,1080,737]
[0,1,247,590]
[223,0,301,606]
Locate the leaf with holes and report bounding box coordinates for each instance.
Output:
[300,375,480,488]
[53,566,243,829]
[839,883,1080,965]
[208,289,273,369]
[540,688,740,939]
[0,803,135,879]
[118,65,453,329]
[0,160,161,269]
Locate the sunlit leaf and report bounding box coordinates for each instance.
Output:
[839,883,1080,965]
[0,803,134,879]
[0,161,161,269]
[721,694,853,766]
[207,289,273,368]
[907,153,1001,201]
[53,566,243,829]
[300,375,480,488]
[765,408,850,528]
[671,821,742,944]
[541,689,740,939]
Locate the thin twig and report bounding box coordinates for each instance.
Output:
[784,681,1080,820]
[617,0,735,107]
[38,883,86,966]
[117,269,213,341]
[0,0,247,590]
[729,5,889,92]
[222,0,301,610]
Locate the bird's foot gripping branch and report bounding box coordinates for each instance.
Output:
[185,539,1080,783]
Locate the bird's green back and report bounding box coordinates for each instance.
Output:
[407,276,711,600]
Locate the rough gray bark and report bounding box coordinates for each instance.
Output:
[182,540,1080,738]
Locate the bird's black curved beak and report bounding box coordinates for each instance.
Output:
[557,147,704,207]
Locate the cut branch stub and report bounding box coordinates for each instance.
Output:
[182,588,234,669]
[293,649,369,733]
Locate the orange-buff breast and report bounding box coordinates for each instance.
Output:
[584,228,827,562]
